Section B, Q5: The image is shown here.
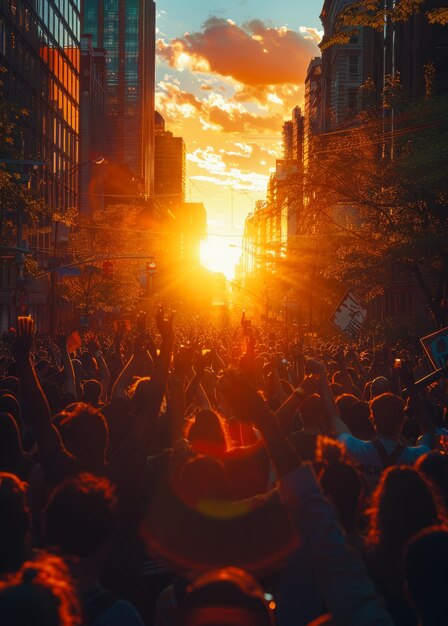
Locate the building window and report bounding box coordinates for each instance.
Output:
[348,88,358,110]
[348,55,359,79]
[0,18,5,54]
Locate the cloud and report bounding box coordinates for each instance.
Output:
[157,81,284,134]
[231,82,303,108]
[187,143,272,192]
[157,17,320,86]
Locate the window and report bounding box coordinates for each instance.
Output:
[348,55,359,79]
[0,18,5,54]
[348,88,358,110]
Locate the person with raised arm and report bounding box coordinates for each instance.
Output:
[307,358,433,489]
[219,368,394,626]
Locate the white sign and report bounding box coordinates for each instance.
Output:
[331,291,367,339]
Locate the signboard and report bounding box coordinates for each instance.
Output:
[67,331,82,353]
[331,291,367,340]
[420,326,448,369]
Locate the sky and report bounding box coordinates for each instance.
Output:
[155,0,324,276]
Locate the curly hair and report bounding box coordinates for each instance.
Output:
[0,552,82,626]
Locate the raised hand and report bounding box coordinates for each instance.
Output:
[305,357,327,378]
[85,331,101,355]
[173,345,195,379]
[14,315,35,357]
[219,368,267,424]
[136,311,146,334]
[54,329,68,352]
[297,373,319,396]
[399,359,416,395]
[156,304,175,344]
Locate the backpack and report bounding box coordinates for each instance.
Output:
[372,439,405,469]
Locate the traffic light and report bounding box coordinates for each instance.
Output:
[146,257,157,275]
[145,257,156,294]
[102,260,113,280]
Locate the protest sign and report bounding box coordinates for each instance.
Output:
[67,331,81,353]
[420,327,448,369]
[331,291,367,340]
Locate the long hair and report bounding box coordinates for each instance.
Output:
[186,410,232,457]
[365,466,446,593]
[0,552,81,626]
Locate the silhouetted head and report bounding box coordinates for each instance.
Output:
[44,473,118,559]
[346,400,375,440]
[299,394,324,430]
[0,552,81,626]
[0,472,31,575]
[0,413,26,476]
[404,526,448,626]
[370,376,390,399]
[81,379,102,406]
[187,410,229,457]
[54,403,109,471]
[367,466,443,555]
[0,376,20,395]
[317,436,365,533]
[416,452,448,507]
[179,567,275,626]
[370,393,405,439]
[0,393,22,428]
[335,394,358,427]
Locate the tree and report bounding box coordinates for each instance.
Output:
[0,68,74,277]
[302,83,448,329]
[321,0,448,50]
[60,205,146,318]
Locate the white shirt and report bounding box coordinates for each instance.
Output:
[338,433,431,488]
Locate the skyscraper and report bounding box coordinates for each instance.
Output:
[81,0,156,197]
[154,111,186,210]
[283,106,304,164]
[303,57,322,173]
[79,34,106,216]
[320,0,364,131]
[0,0,81,330]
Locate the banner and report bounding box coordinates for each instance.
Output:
[331,291,367,340]
[420,326,448,369]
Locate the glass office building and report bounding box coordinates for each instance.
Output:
[0,0,81,329]
[82,0,155,196]
[1,0,80,212]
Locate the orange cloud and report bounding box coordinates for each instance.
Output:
[157,17,320,86]
[157,81,284,134]
[188,146,270,191]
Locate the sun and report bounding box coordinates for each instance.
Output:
[200,236,240,280]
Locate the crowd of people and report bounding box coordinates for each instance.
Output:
[0,307,447,626]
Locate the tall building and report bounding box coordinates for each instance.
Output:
[79,34,106,216]
[283,105,304,164]
[320,0,365,131]
[303,57,322,173]
[0,0,80,330]
[377,0,448,99]
[154,111,186,211]
[81,0,156,197]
